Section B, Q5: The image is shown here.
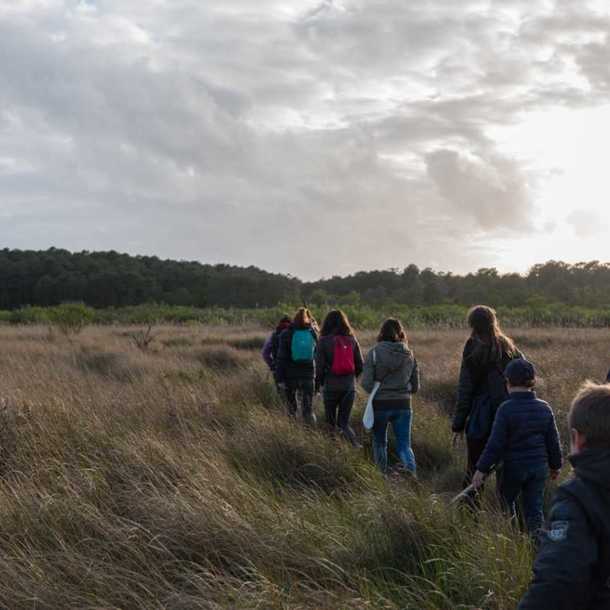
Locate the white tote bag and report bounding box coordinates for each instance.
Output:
[362,350,380,431]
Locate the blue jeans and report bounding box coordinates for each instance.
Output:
[372,408,416,473]
[500,463,549,534]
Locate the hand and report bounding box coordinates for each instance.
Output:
[472,470,486,490]
[452,431,464,448]
[550,469,560,481]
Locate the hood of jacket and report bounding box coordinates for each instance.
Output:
[465,336,516,369]
[374,341,413,370]
[569,449,610,491]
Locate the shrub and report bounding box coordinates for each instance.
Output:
[228,336,266,350]
[48,303,95,335]
[195,346,248,370]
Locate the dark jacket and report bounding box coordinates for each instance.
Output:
[476,391,562,474]
[452,337,522,437]
[275,324,318,384]
[361,341,419,409]
[518,449,610,610]
[261,322,291,372]
[315,334,364,392]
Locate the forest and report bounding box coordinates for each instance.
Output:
[0,248,609,310]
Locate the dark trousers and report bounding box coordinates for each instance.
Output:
[285,379,315,424]
[466,436,488,484]
[323,389,357,444]
[500,463,548,535]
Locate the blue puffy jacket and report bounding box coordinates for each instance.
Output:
[476,391,562,474]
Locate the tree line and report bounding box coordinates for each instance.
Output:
[0,248,609,310]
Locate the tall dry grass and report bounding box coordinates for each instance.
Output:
[0,324,606,609]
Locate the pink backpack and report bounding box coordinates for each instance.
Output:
[330,336,355,376]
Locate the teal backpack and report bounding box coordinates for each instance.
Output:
[291,329,315,362]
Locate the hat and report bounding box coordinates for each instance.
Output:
[505,358,536,386]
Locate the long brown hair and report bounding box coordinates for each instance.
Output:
[377,318,407,344]
[467,305,516,358]
[293,307,318,331]
[320,309,354,337]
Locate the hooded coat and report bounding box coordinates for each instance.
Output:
[452,336,523,437]
[361,341,419,408]
[518,449,610,610]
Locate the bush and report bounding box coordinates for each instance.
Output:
[195,346,248,370]
[228,336,266,350]
[9,306,49,325]
[48,303,95,335]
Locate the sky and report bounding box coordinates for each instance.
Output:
[2,0,610,280]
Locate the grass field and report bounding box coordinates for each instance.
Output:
[0,324,607,609]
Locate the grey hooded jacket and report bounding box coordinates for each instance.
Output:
[361,341,419,406]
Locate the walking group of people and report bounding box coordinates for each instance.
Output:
[262,307,419,474]
[262,304,610,610]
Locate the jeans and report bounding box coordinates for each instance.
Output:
[372,408,416,473]
[285,379,316,424]
[323,388,357,444]
[500,463,549,534]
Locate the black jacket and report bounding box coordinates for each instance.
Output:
[518,449,610,610]
[476,391,562,474]
[452,337,522,436]
[315,334,364,392]
[275,324,318,384]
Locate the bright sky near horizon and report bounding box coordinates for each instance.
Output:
[1,0,610,279]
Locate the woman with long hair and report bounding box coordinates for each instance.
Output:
[361,318,420,474]
[316,309,364,445]
[275,307,319,424]
[452,305,522,488]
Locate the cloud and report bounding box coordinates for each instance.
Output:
[566,209,608,238]
[425,149,533,232]
[1,0,610,279]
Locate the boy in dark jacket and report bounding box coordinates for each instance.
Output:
[518,381,610,610]
[472,359,562,534]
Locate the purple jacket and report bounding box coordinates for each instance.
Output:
[261,334,274,369]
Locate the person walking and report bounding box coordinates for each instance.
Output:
[518,381,610,609]
[316,310,364,446]
[361,318,419,475]
[261,315,292,393]
[275,308,319,424]
[451,305,522,492]
[471,359,563,535]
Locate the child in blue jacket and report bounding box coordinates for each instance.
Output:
[472,359,562,534]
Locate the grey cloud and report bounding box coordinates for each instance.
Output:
[425,149,533,232]
[2,0,610,279]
